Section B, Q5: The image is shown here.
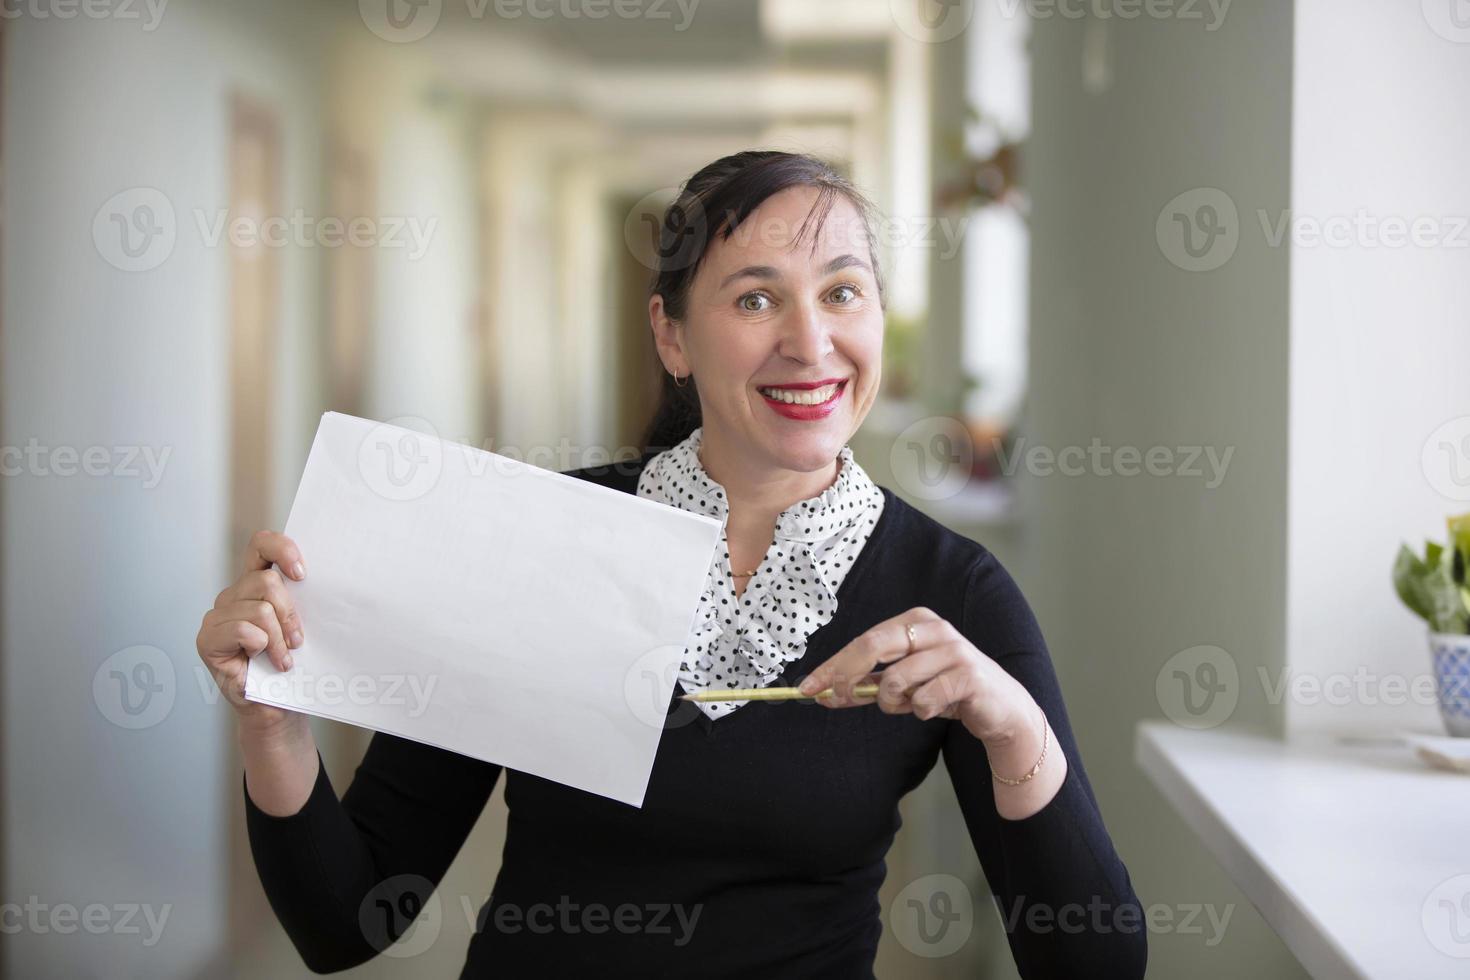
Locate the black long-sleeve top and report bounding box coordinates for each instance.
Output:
[243,456,1147,978]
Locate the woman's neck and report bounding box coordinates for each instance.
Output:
[696,427,841,524]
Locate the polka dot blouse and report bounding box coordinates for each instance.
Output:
[636,426,886,719]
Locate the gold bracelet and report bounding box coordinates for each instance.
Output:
[989,707,1049,786]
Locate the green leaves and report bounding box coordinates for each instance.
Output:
[1393,514,1470,634]
[1394,545,1432,620]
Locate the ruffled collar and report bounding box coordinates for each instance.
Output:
[642,426,880,542]
[635,427,886,717]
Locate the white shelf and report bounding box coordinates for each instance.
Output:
[913,479,1015,528]
[1135,721,1470,980]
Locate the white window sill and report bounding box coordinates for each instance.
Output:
[1135,720,1470,979]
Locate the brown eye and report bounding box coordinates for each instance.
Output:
[829,283,859,304]
[739,292,772,313]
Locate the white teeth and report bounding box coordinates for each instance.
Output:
[759,382,842,405]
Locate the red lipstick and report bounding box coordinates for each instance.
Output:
[756,378,848,421]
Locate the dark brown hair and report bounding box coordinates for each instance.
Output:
[639,150,887,455]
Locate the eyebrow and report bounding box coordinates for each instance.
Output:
[717,253,871,291]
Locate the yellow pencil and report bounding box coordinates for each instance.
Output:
[679,683,881,703]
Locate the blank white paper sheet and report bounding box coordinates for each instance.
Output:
[245,412,721,807]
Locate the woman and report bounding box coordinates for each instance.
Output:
[196,150,1146,978]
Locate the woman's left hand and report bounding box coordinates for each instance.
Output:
[796,606,1037,747]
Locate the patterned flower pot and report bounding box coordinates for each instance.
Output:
[1430,632,1470,737]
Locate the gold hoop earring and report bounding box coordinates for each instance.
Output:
[673,369,689,388]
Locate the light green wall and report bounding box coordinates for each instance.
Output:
[1021,7,1306,978]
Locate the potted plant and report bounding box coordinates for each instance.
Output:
[1393,513,1470,735]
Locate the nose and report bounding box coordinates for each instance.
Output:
[777,298,834,365]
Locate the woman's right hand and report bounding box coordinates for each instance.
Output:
[196,530,309,736]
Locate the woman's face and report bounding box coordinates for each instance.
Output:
[653,185,885,475]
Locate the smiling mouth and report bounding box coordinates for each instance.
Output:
[755,380,847,406]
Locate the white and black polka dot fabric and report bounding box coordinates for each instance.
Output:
[636,426,886,720]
